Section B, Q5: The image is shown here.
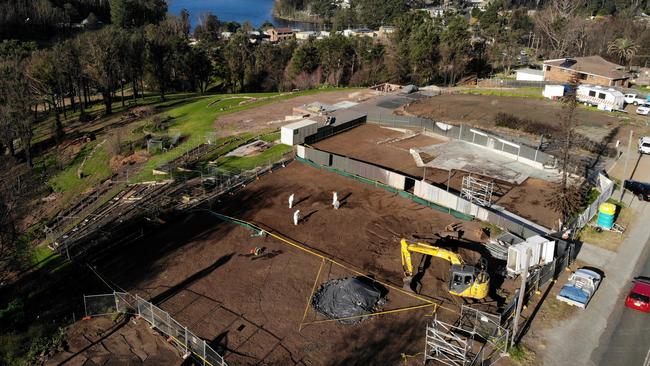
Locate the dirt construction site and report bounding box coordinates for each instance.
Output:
[87,159,520,365]
[55,88,598,365]
[314,124,562,229]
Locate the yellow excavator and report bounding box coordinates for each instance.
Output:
[400,238,490,300]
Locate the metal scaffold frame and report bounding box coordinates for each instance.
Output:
[461,175,494,207]
[425,306,509,366]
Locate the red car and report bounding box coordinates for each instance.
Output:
[625,278,650,313]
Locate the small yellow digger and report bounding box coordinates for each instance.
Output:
[400,238,490,300]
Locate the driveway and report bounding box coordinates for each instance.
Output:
[593,238,650,366]
[540,151,650,366]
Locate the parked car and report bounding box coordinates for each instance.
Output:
[637,106,650,115]
[556,268,602,309]
[625,277,650,313]
[639,136,650,155]
[624,93,649,105]
[624,180,650,201]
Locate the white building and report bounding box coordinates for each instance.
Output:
[281,120,318,146]
[295,31,317,41]
[515,68,544,81]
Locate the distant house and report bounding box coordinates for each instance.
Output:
[343,28,375,38]
[267,27,294,42]
[542,56,630,87]
[468,0,488,9]
[515,68,544,81]
[295,31,316,41]
[422,6,446,18]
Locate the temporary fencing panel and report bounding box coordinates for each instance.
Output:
[84,294,117,317]
[567,174,615,232]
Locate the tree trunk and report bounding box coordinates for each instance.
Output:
[21,137,32,167]
[121,80,125,107]
[61,93,67,119]
[132,78,138,101]
[140,77,145,100]
[102,90,112,114]
[77,80,84,115]
[51,95,64,142]
[69,78,76,113]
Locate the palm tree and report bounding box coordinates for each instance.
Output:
[607,38,639,69]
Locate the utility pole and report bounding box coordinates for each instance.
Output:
[620,130,634,200]
[511,248,531,347]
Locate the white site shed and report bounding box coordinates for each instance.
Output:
[506,235,556,276]
[543,85,566,99]
[577,85,625,111]
[281,119,318,146]
[515,68,544,81]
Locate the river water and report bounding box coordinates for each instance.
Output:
[167,0,318,30]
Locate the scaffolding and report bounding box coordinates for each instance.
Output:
[425,306,508,366]
[461,175,494,207]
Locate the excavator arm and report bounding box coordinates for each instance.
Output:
[400,238,490,300]
[400,238,464,276]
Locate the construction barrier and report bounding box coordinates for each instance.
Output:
[297,146,551,237]
[83,292,227,366]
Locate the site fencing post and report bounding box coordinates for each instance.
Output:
[150,302,154,325]
[113,291,119,313]
[83,294,88,317]
[185,326,189,355]
[203,340,206,365]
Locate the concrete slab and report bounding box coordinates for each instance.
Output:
[410,140,562,184]
[226,140,271,157]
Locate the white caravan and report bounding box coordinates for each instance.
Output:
[577,85,625,111]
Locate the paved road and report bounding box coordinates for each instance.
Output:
[595,235,650,366]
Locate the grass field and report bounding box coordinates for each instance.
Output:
[460,87,545,99]
[45,87,355,190]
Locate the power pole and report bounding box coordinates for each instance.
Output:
[620,130,634,200]
[511,248,531,346]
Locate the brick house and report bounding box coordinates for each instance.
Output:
[267,27,294,42]
[542,56,630,87]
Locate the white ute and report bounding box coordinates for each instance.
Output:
[639,136,650,155]
[556,268,602,309]
[625,93,648,105]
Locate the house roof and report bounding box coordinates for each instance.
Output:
[543,56,629,80]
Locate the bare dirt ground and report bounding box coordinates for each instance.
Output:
[45,317,180,365]
[88,161,511,366]
[214,89,378,136]
[314,124,561,229]
[404,94,626,136]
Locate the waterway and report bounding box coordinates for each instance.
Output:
[167,0,319,30]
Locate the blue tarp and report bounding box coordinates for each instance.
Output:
[558,285,589,305]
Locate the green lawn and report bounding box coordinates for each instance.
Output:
[460,87,545,99]
[132,87,358,181]
[48,140,112,194]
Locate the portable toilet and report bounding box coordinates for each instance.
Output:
[596,203,616,230]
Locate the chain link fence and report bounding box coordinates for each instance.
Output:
[84,292,227,366]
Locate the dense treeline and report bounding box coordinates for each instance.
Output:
[1,0,650,170]
[0,0,111,40]
[274,0,650,28]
